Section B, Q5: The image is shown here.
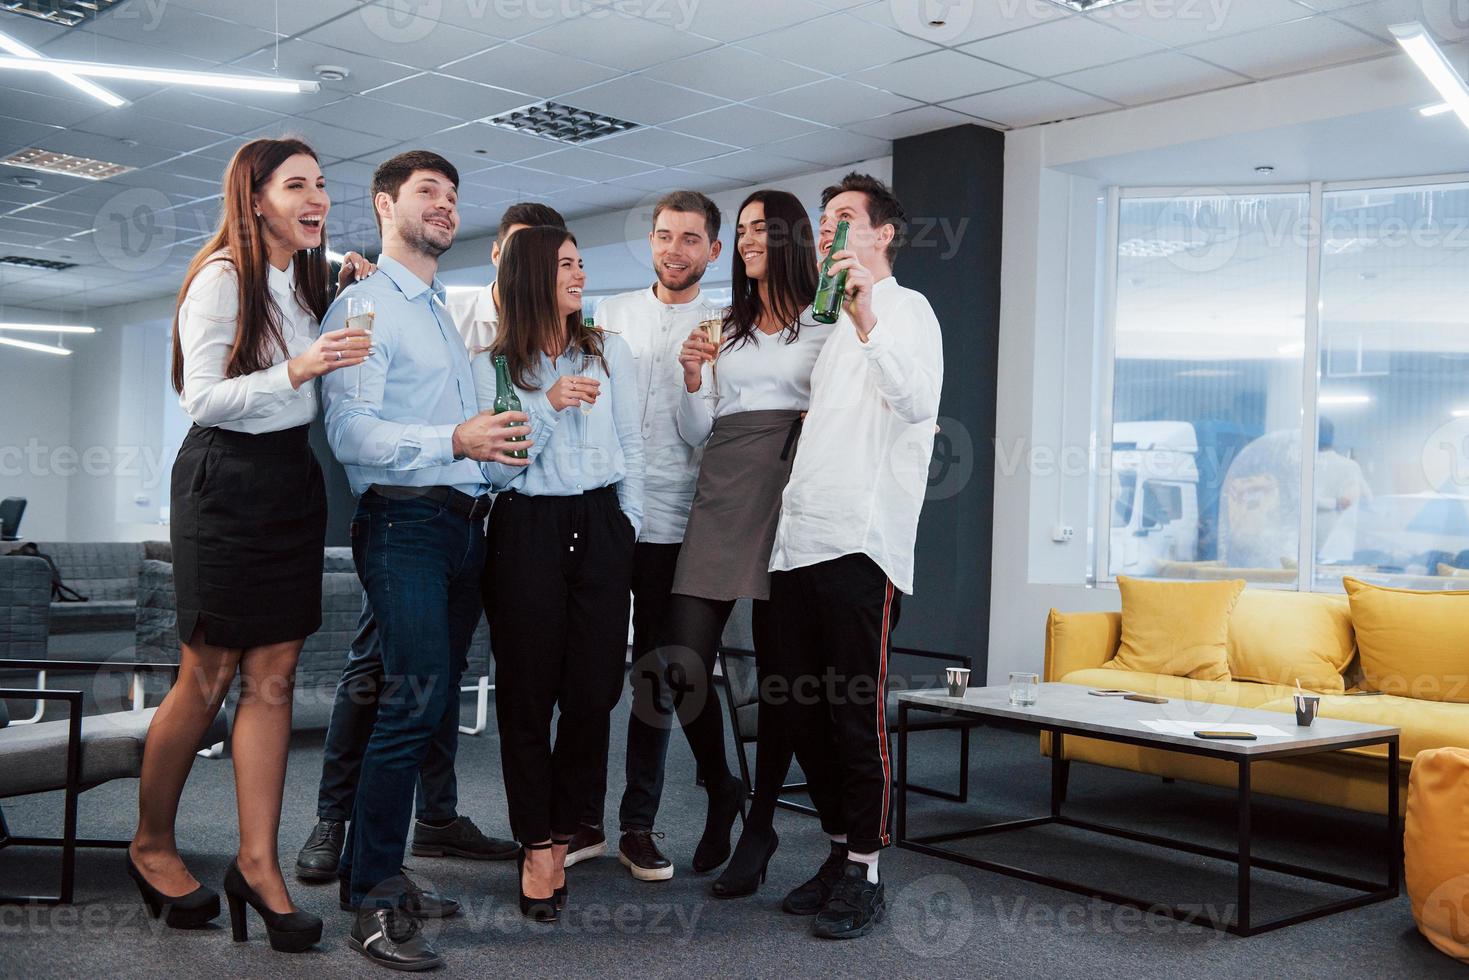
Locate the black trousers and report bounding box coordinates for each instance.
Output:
[315,592,460,824]
[769,554,901,855]
[485,487,634,843]
[582,541,681,831]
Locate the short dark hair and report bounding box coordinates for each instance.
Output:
[820,171,907,264]
[370,150,459,233]
[652,189,721,242]
[498,201,566,240]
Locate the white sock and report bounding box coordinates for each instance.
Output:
[829,834,847,845]
[849,849,879,883]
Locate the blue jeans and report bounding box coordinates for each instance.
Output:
[339,493,485,907]
[315,592,460,825]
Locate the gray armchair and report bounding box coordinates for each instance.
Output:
[0,554,52,725]
[29,542,146,635]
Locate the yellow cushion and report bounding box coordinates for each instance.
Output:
[1405,747,1469,964]
[1343,577,1469,703]
[1060,668,1294,711]
[1437,563,1469,579]
[1226,590,1354,694]
[1256,694,1469,760]
[1103,576,1243,681]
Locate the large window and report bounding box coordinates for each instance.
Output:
[1098,179,1469,592]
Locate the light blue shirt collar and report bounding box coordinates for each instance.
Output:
[376,254,447,306]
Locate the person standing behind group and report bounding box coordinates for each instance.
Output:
[322,150,539,971]
[294,201,569,888]
[130,137,373,955]
[475,226,644,922]
[568,190,723,880]
[768,172,943,941]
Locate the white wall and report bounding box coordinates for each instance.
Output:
[0,307,75,541]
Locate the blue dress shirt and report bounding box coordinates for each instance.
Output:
[322,256,551,498]
[471,334,645,536]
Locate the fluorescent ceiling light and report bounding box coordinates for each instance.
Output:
[1390,22,1469,132]
[0,336,72,356]
[0,56,320,94]
[0,322,96,334]
[0,29,126,107]
[1421,102,1453,116]
[1319,394,1372,406]
[3,147,134,181]
[1453,408,1469,417]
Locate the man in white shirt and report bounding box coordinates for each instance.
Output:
[1315,417,1372,563]
[565,191,723,879]
[768,173,943,939]
[444,201,567,352]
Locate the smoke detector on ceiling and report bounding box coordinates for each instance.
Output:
[314,65,351,82]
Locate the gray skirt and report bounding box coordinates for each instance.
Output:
[672,409,803,602]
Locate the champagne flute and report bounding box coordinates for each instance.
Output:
[345,295,375,398]
[698,309,723,401]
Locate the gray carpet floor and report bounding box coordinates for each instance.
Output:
[0,679,1458,979]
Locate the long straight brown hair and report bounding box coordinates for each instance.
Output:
[491,225,603,391]
[724,189,819,351]
[170,137,332,393]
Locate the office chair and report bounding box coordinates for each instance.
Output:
[0,498,24,541]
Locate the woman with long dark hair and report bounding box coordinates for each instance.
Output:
[129,137,371,953]
[474,225,644,921]
[656,190,833,896]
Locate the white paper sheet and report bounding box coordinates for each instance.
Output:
[1138,720,1292,738]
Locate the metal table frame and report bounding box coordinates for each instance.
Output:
[895,699,1400,937]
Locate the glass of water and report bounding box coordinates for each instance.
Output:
[1008,672,1039,707]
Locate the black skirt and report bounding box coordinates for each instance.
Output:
[170,423,326,648]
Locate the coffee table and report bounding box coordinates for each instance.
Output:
[895,682,1400,936]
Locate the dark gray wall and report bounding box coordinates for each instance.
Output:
[890,124,1004,677]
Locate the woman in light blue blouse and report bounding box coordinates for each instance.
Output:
[473,225,643,922]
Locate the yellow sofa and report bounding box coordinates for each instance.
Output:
[1041,590,1469,815]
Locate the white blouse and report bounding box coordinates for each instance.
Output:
[676,308,834,447]
[176,253,318,433]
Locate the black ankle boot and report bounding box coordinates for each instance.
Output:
[223,860,322,953]
[711,826,778,898]
[692,775,747,873]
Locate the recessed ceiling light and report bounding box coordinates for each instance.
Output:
[11,175,42,188]
[314,65,350,82]
[483,101,639,145]
[0,255,78,271]
[0,0,129,28]
[2,147,134,180]
[1043,0,1133,11]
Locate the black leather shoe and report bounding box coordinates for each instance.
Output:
[411,815,518,861]
[563,824,607,868]
[618,830,673,882]
[349,907,443,972]
[811,861,885,940]
[782,841,849,915]
[340,869,460,919]
[295,818,346,883]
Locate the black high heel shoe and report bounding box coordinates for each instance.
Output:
[711,826,778,899]
[551,836,570,911]
[692,775,747,873]
[126,853,219,928]
[223,859,323,953]
[518,842,558,922]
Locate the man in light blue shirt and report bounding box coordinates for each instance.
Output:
[320,150,537,972]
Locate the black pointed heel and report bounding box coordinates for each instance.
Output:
[693,775,747,873]
[126,853,219,928]
[223,859,323,953]
[711,827,778,899]
[518,842,558,922]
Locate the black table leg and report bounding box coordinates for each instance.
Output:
[1236,758,1252,935]
[1050,729,1065,817]
[1387,736,1400,895]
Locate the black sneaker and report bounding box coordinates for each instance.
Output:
[618,830,673,882]
[782,841,849,915]
[295,818,346,883]
[563,824,607,868]
[411,815,518,861]
[349,907,443,972]
[340,868,460,919]
[811,861,885,940]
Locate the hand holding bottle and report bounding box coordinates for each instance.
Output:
[820,248,878,339]
[453,411,532,464]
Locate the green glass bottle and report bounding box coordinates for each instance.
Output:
[812,219,850,324]
[583,314,595,331]
[492,354,528,459]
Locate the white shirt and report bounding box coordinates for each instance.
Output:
[769,276,944,595]
[176,253,317,433]
[1315,449,1372,562]
[676,310,834,447]
[444,281,497,353]
[596,285,710,544]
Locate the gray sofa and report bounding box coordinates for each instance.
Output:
[0,555,50,661]
[29,542,148,635]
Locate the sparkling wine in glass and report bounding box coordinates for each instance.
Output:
[698,313,723,400]
[345,295,375,398]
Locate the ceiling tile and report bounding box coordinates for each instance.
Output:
[230,39,421,94]
[133,90,287,134]
[762,129,892,167]
[518,13,719,73]
[415,123,558,164]
[74,109,231,153]
[855,0,1071,45]
[0,86,106,128]
[31,129,178,170]
[1054,51,1249,107]
[1330,0,1469,43]
[849,50,1030,102]
[847,104,995,139]
[680,0,832,41]
[668,104,826,144]
[163,153,231,183]
[942,80,1120,128]
[741,12,937,74]
[299,8,499,71]
[160,0,363,36]
[301,97,459,142]
[0,116,69,156]
[363,73,529,119]
[439,42,622,98]
[564,75,726,125]
[467,164,593,195]
[642,45,825,102]
[749,78,920,127]
[70,4,279,62]
[960,17,1163,76]
[1183,17,1389,80]
[250,117,398,161]
[0,12,68,46]
[558,183,645,211]
[680,149,811,182]
[592,127,737,166]
[530,148,655,181]
[322,159,378,188]
[1083,0,1315,46]
[412,0,564,41]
